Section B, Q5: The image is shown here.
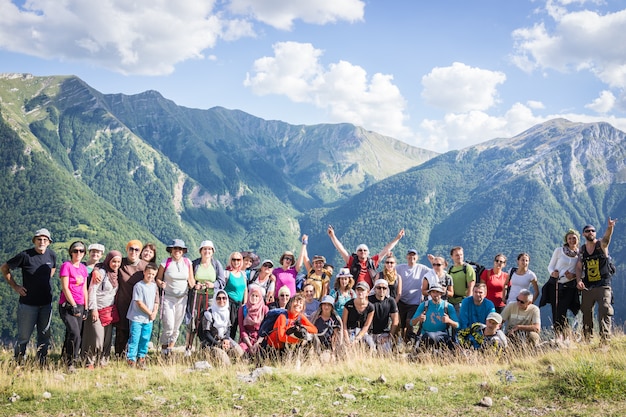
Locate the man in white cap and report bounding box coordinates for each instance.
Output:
[458,311,508,352]
[410,284,458,350]
[1,228,57,364]
[396,249,433,342]
[368,278,399,351]
[327,225,404,289]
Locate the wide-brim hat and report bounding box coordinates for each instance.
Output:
[320,295,335,306]
[336,267,353,277]
[32,228,52,242]
[166,239,188,253]
[427,284,446,294]
[199,240,215,251]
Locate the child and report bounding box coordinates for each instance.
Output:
[127,262,159,367]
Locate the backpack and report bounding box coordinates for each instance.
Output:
[448,261,484,281]
[414,299,452,336]
[258,308,288,338]
[165,256,192,271]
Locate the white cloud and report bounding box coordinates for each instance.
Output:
[245,41,411,139]
[0,0,255,75]
[512,4,626,88]
[527,100,546,109]
[585,90,616,113]
[228,0,364,30]
[421,62,506,113]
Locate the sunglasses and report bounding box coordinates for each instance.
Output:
[584,229,595,233]
[375,286,387,290]
[432,263,442,266]
[216,296,227,301]
[232,258,242,261]
[262,263,273,268]
[495,260,506,264]
[385,261,395,264]
[516,298,528,304]
[72,249,85,253]
[279,294,290,297]
[128,247,141,252]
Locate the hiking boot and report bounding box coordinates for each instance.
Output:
[86,364,95,370]
[137,357,147,369]
[127,359,136,367]
[184,348,192,357]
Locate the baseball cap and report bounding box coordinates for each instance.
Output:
[355,281,370,292]
[486,312,502,324]
[32,228,52,242]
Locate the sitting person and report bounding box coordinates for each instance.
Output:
[458,283,496,330]
[268,285,291,310]
[458,312,508,353]
[310,295,344,352]
[342,281,376,350]
[411,284,459,350]
[303,283,321,319]
[238,285,269,356]
[265,293,318,353]
[500,289,541,347]
[201,290,244,359]
[368,278,399,352]
[329,268,356,319]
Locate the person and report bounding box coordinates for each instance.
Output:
[126,262,159,368]
[155,239,194,355]
[268,285,291,310]
[58,241,89,370]
[82,250,121,369]
[411,284,459,350]
[479,254,509,313]
[273,245,305,299]
[543,229,580,337]
[223,252,248,339]
[247,259,276,304]
[84,243,105,276]
[1,228,57,365]
[448,246,476,314]
[327,226,404,289]
[201,289,245,359]
[185,240,225,355]
[329,268,356,319]
[238,285,269,355]
[265,293,317,353]
[421,256,453,300]
[113,240,147,356]
[504,253,539,304]
[396,249,431,342]
[458,312,508,352]
[368,278,399,351]
[301,250,331,300]
[458,283,495,330]
[500,289,541,347]
[342,281,375,350]
[377,254,401,302]
[576,218,617,342]
[310,295,344,352]
[303,283,320,319]
[140,243,158,263]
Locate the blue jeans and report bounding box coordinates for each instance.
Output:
[15,303,52,363]
[127,320,153,361]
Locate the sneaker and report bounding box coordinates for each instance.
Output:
[161,348,171,356]
[68,365,77,373]
[184,349,192,357]
[86,364,95,370]
[137,358,147,369]
[127,359,136,367]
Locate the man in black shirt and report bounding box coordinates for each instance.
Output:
[368,278,399,351]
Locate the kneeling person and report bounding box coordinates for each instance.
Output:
[368,278,399,351]
[500,289,540,347]
[411,284,459,350]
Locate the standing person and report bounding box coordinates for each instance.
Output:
[545,229,580,337]
[504,253,539,305]
[185,240,225,355]
[329,268,356,319]
[480,254,509,313]
[576,218,617,342]
[84,244,105,276]
[500,289,541,347]
[396,249,432,342]
[421,256,454,300]
[113,240,147,356]
[273,243,305,299]
[377,254,402,302]
[1,228,57,365]
[223,252,248,340]
[238,285,268,355]
[126,262,159,368]
[140,243,158,263]
[248,259,276,304]
[448,246,476,314]
[327,226,404,289]
[302,251,331,300]
[58,241,89,371]
[82,250,121,369]
[156,239,194,355]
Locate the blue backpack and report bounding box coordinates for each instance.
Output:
[258,308,288,338]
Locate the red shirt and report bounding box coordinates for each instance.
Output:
[480,269,509,308]
[347,254,380,289]
[266,311,318,349]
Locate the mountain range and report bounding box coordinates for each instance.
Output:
[0,73,624,339]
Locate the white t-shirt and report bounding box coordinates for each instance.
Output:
[507,269,537,304]
[161,257,190,297]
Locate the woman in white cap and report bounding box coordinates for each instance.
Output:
[185,240,225,355]
[248,259,276,304]
[329,268,356,318]
[84,243,105,275]
[155,239,194,355]
[342,281,375,350]
[310,295,344,351]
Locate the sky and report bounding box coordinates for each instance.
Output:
[1,0,626,152]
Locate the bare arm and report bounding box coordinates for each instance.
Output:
[395,274,402,304]
[376,229,405,259]
[155,265,166,290]
[357,310,375,339]
[294,239,306,273]
[327,226,350,264]
[601,217,617,251]
[1,263,26,297]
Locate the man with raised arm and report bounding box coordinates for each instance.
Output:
[327,226,404,289]
[576,217,617,342]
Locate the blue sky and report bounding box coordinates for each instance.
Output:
[1,0,626,151]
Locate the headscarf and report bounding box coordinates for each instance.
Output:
[243,285,266,327]
[98,250,122,288]
[208,289,230,339]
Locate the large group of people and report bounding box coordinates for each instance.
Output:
[0,217,617,369]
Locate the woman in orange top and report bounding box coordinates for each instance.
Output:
[266,294,317,350]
